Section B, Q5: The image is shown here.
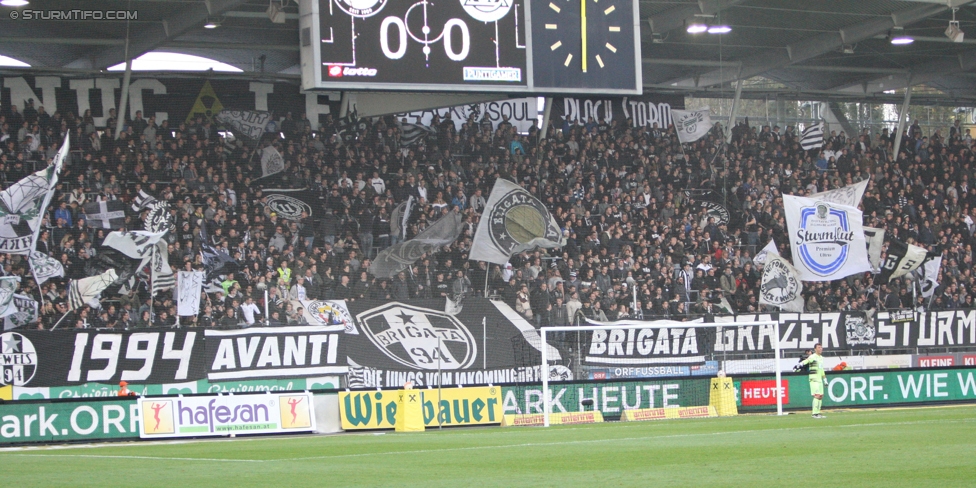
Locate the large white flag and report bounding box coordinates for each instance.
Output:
[0,276,21,319]
[29,251,64,285]
[260,145,285,178]
[67,269,118,311]
[759,254,804,312]
[0,136,65,254]
[920,255,942,298]
[863,226,884,273]
[470,179,563,265]
[753,239,778,267]
[4,294,38,331]
[177,271,204,316]
[783,195,871,281]
[103,230,167,259]
[672,107,712,144]
[811,179,869,207]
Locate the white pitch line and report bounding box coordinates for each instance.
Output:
[4,417,971,464]
[6,453,262,463]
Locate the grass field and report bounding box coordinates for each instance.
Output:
[2,405,974,487]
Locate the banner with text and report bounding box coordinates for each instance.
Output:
[0,398,139,445]
[551,95,685,130]
[138,392,315,438]
[339,386,502,430]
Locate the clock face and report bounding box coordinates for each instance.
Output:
[530,0,639,92]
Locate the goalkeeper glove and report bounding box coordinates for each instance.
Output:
[792,363,803,372]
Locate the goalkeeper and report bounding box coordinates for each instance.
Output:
[794,343,827,418]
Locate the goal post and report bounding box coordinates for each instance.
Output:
[540,320,783,427]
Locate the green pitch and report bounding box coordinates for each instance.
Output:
[2,406,973,487]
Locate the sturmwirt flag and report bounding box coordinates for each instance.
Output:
[470,179,564,265]
[800,122,824,150]
[215,110,273,148]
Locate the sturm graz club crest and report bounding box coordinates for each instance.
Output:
[488,189,560,255]
[760,259,800,306]
[0,332,37,386]
[796,201,856,277]
[145,201,173,234]
[308,300,358,335]
[266,194,312,221]
[844,313,875,346]
[461,0,513,22]
[356,302,476,370]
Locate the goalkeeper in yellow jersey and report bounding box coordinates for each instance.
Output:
[794,343,827,418]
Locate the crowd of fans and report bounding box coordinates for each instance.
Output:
[1,95,976,331]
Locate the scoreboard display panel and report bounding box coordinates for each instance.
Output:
[298,0,642,94]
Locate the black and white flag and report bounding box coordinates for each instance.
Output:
[920,254,943,298]
[470,179,564,265]
[260,145,285,178]
[400,122,436,147]
[103,230,167,260]
[67,269,118,311]
[753,239,778,267]
[130,189,158,213]
[371,211,464,278]
[83,200,126,229]
[671,107,712,144]
[390,196,414,240]
[759,254,804,312]
[0,276,21,319]
[863,226,884,274]
[3,294,38,331]
[199,220,238,280]
[177,271,204,316]
[28,250,64,285]
[215,110,273,148]
[150,241,176,296]
[879,240,930,283]
[800,122,824,150]
[0,138,64,255]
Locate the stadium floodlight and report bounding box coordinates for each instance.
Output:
[204,17,221,29]
[707,25,732,34]
[540,319,784,427]
[267,0,287,23]
[0,0,29,6]
[946,21,964,43]
[890,36,914,45]
[687,24,708,34]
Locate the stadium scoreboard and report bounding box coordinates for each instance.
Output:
[298,0,642,94]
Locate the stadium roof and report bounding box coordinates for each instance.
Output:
[1,0,976,105]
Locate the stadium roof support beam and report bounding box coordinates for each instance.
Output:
[645,0,744,34]
[668,3,953,89]
[831,50,976,94]
[63,0,249,70]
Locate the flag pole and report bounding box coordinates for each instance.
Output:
[483,263,490,298]
[50,310,71,330]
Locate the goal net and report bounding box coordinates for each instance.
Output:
[537,319,784,426]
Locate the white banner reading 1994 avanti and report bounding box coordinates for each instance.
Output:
[138,392,315,438]
[783,195,871,282]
